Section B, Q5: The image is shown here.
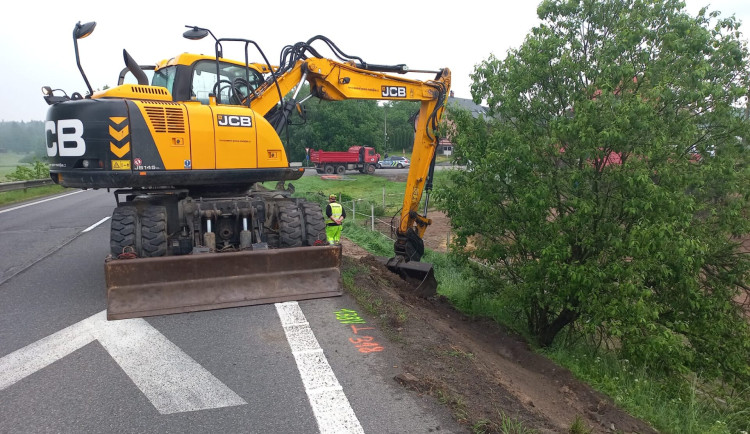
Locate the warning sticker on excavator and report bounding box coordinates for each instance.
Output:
[112,160,131,170]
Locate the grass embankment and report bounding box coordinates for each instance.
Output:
[0,152,69,206]
[0,152,29,180]
[285,173,749,434]
[0,185,68,207]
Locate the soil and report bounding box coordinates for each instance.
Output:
[340,238,657,433]
[338,177,658,433]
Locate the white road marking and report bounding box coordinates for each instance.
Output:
[276,302,364,434]
[0,310,246,414]
[0,190,83,215]
[82,216,110,233]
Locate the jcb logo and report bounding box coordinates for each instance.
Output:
[45,119,85,157]
[381,86,406,98]
[217,115,252,127]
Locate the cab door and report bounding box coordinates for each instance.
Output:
[211,107,258,169]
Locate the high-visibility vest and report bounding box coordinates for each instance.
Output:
[327,202,342,225]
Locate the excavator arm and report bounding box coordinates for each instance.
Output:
[246,56,451,268]
[174,32,450,293]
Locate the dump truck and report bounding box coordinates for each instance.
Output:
[309,146,380,174]
[42,22,450,319]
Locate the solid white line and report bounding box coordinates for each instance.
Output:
[276,302,364,434]
[82,216,110,233]
[0,190,83,215]
[0,310,246,414]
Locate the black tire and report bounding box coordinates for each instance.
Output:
[366,164,376,174]
[316,168,324,174]
[265,233,280,248]
[299,201,327,246]
[336,165,346,175]
[376,163,381,169]
[110,206,137,256]
[140,205,167,257]
[278,203,303,248]
[397,163,403,169]
[324,165,335,175]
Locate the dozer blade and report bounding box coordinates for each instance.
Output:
[105,245,342,320]
[376,256,437,298]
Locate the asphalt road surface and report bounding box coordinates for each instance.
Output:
[0,189,462,433]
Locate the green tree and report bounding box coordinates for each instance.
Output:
[281,85,420,161]
[438,0,750,384]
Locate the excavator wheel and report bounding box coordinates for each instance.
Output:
[140,205,167,257]
[278,203,304,247]
[299,201,326,246]
[110,206,137,256]
[266,233,280,248]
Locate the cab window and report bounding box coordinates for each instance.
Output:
[190,60,264,105]
[151,66,177,93]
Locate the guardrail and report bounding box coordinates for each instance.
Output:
[0,179,55,193]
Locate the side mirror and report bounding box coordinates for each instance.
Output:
[183,27,208,40]
[74,21,96,40]
[72,21,96,97]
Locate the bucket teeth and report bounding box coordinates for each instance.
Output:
[376,256,437,298]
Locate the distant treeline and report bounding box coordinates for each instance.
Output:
[0,121,46,156]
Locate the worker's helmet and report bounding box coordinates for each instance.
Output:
[329,194,337,201]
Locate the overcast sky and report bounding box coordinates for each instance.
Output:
[1,0,749,122]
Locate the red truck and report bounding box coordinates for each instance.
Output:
[309,146,380,175]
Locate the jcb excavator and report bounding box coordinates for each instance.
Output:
[42,22,450,320]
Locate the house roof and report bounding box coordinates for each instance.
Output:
[448,96,488,118]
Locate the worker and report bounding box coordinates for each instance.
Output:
[325,194,346,245]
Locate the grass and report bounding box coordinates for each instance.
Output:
[542,343,749,434]
[0,152,30,180]
[284,173,748,434]
[0,185,68,206]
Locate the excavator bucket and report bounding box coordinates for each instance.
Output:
[377,256,437,298]
[105,245,342,320]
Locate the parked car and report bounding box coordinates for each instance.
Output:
[376,156,410,169]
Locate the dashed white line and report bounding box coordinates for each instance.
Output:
[276,301,364,434]
[82,216,110,233]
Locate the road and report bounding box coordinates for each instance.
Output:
[0,189,462,433]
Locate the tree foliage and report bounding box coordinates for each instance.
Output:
[438,0,750,384]
[281,85,418,161]
[5,158,48,181]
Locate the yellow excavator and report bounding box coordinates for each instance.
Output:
[42,22,450,319]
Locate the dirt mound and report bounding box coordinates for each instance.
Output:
[340,241,657,433]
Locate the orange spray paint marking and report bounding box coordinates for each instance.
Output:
[333,309,384,353]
